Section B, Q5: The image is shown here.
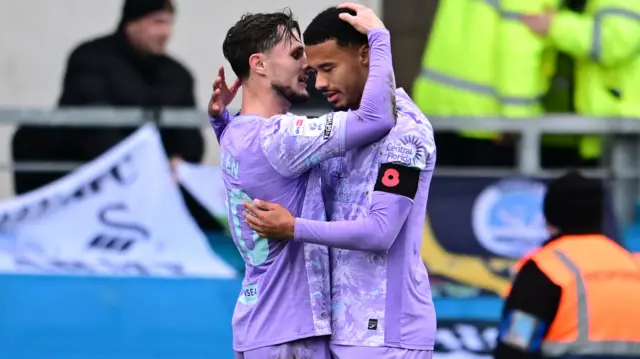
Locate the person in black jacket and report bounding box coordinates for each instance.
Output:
[12,0,204,194]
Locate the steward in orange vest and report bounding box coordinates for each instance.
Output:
[495,171,640,359]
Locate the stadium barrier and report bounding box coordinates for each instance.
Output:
[1,109,638,221]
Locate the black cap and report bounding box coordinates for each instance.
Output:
[543,171,604,234]
[120,0,174,25]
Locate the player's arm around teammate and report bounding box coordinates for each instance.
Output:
[242,121,433,252]
[208,4,398,178]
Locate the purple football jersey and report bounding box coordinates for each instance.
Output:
[318,89,437,349]
[220,112,348,351]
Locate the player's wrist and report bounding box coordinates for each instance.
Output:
[208,108,226,119]
[367,28,390,38]
[293,217,304,242]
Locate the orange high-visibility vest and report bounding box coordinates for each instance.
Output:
[505,234,640,358]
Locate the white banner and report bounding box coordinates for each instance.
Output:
[175,162,228,230]
[0,124,236,278]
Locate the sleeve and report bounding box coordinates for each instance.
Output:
[260,112,347,178]
[58,47,110,106]
[292,127,434,251]
[548,2,640,67]
[209,109,231,143]
[494,260,562,359]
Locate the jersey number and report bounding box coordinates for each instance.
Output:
[227,189,269,266]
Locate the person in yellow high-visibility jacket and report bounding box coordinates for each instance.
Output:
[412,0,564,167]
[521,0,640,163]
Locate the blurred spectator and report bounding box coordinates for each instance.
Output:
[411,1,595,168]
[522,0,640,166]
[12,0,204,194]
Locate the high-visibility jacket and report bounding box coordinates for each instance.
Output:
[547,0,640,159]
[412,0,561,140]
[507,234,640,358]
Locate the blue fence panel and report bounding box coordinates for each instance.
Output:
[0,275,239,359]
[0,274,503,359]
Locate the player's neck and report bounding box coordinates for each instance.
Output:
[240,85,290,118]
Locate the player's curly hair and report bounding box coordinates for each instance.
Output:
[223,8,301,79]
[303,7,368,48]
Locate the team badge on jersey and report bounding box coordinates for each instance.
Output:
[293,118,305,136]
[291,117,326,137]
[385,134,428,169]
[305,118,325,137]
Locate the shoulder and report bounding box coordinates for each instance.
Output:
[257,113,294,137]
[506,259,561,316]
[394,90,434,146]
[509,259,561,303]
[513,260,546,284]
[222,116,262,143]
[160,54,194,81]
[68,34,116,62]
[381,112,435,170]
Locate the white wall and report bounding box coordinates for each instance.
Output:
[0,0,382,198]
[0,0,382,109]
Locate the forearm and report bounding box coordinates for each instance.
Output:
[547,11,594,59]
[209,109,231,142]
[549,9,640,66]
[293,192,411,251]
[344,29,396,150]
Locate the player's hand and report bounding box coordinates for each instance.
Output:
[242,199,295,239]
[208,66,241,117]
[336,3,385,34]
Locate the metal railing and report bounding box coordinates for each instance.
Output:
[0,109,639,223]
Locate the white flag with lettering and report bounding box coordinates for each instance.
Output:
[0,124,236,278]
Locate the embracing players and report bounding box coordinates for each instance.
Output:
[242,5,437,359]
[211,4,397,358]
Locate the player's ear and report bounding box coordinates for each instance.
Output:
[249,53,268,76]
[358,45,369,67]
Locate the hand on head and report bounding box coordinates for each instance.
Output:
[336,3,385,34]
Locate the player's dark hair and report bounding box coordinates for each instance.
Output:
[303,7,368,48]
[222,8,301,79]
